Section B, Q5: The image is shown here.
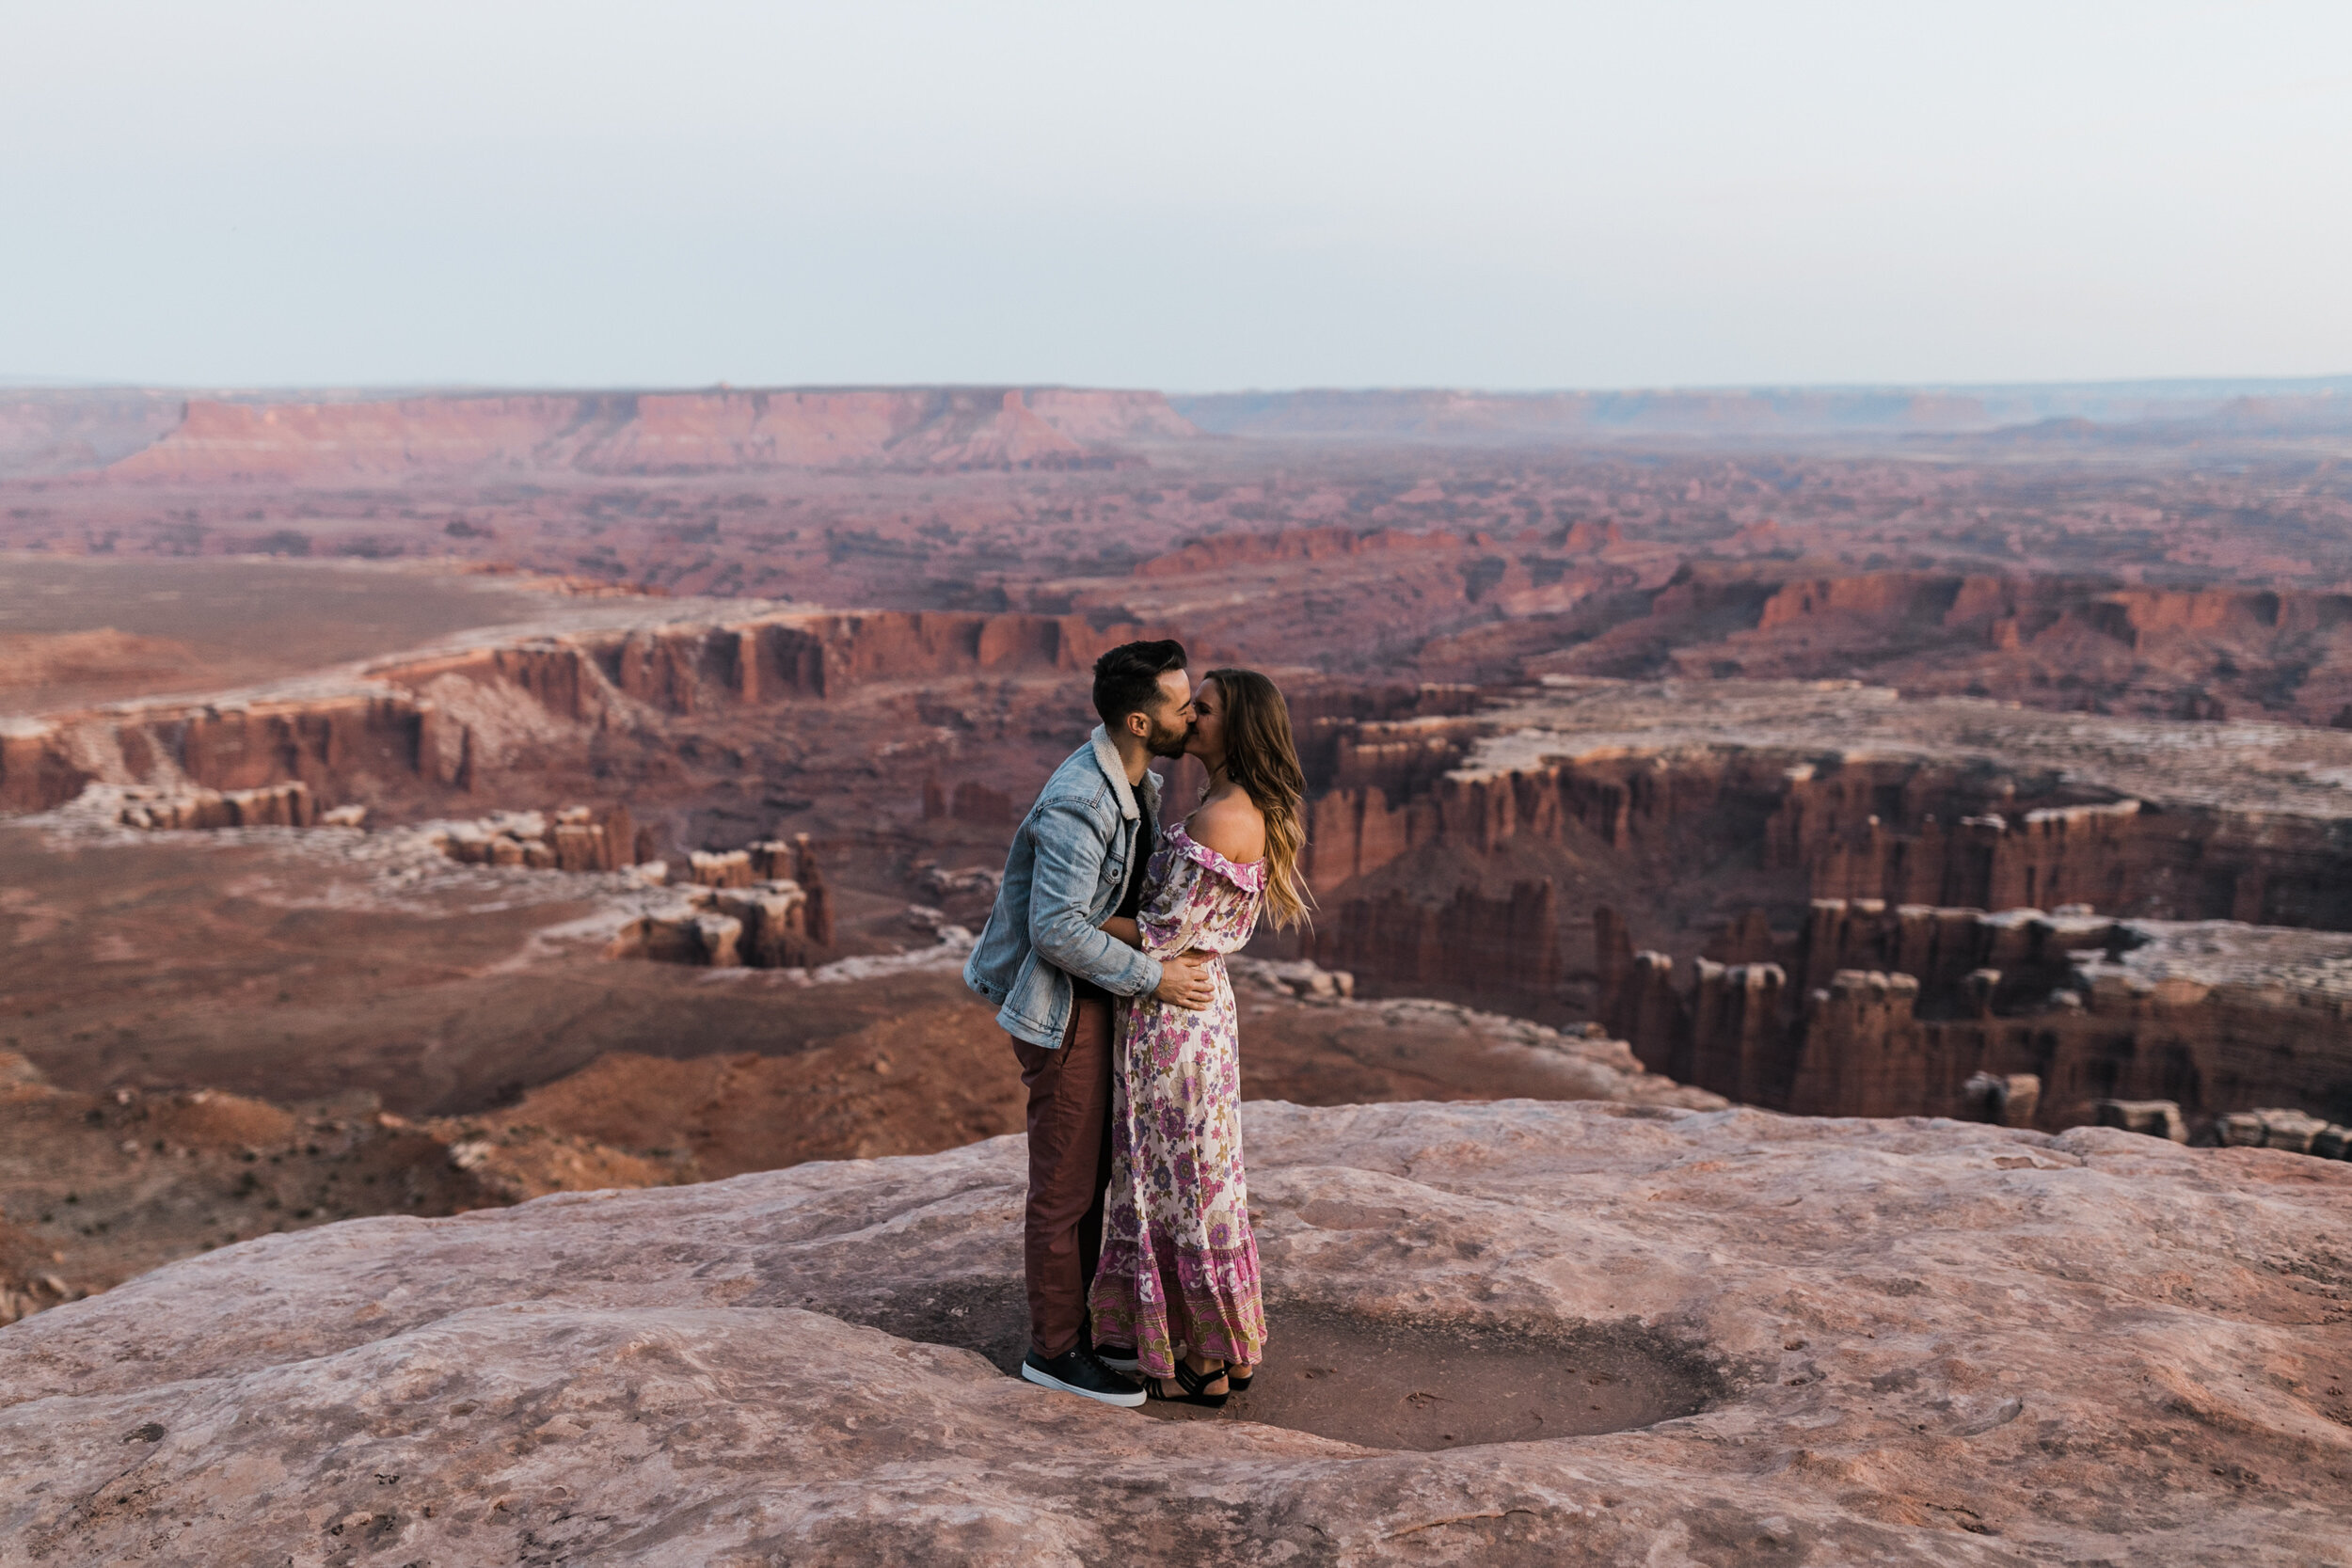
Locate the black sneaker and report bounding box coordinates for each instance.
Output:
[1021,1346,1145,1407]
[1091,1341,1142,1374]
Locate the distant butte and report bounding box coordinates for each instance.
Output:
[84,386,1190,482]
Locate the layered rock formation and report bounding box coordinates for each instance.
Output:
[92,387,1194,483]
[0,603,1163,815]
[1284,680,2352,1002]
[1268,680,2352,1132]
[113,781,322,830]
[1596,898,2352,1133]
[612,836,837,969]
[4,1100,2344,1562]
[435,802,640,873]
[1303,706,2352,932]
[1309,879,1564,994]
[1522,564,2352,727]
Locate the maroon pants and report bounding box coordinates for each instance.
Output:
[1013,994,1115,1360]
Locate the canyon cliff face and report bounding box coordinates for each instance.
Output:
[94,387,1194,483]
[1309,880,1563,994]
[1301,729,2352,931]
[1531,565,2352,726]
[0,607,1158,815]
[1274,686,2352,1129]
[1594,898,2352,1132]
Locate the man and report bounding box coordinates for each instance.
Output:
[964,638,1216,1407]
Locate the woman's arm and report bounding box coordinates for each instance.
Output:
[1102,914,1193,963]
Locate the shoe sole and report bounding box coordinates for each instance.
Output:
[1096,1354,1142,1373]
[1022,1362,1146,1407]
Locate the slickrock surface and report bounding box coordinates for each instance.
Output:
[4,1101,2347,1564]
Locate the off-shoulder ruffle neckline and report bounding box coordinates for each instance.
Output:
[1165,819,1267,892]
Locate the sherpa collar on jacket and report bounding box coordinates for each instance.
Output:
[1088,724,1160,822]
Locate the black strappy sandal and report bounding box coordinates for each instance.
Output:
[1226,1366,1254,1393]
[1147,1358,1231,1409]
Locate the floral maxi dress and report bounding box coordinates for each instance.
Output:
[1089,820,1268,1378]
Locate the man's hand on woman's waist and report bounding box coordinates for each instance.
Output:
[1152,952,1216,1010]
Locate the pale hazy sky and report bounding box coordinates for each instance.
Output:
[5,1,2348,389]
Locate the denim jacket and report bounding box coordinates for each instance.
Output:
[964,727,1166,1048]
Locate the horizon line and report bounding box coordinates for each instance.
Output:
[5,372,2351,400]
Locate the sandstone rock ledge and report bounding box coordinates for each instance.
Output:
[2,1101,2347,1566]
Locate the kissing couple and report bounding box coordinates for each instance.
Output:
[963,640,1311,1410]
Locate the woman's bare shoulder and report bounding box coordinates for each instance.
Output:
[1189,791,1265,863]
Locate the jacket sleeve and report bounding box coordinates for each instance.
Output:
[1025,799,1165,998]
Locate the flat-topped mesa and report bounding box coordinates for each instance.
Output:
[114,790,641,872]
[687,849,754,889]
[116,782,322,831]
[609,879,823,971]
[92,387,1195,482]
[0,607,1162,816]
[613,835,834,968]
[437,804,639,874]
[1,691,429,816]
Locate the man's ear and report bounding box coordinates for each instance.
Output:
[1123,708,1152,740]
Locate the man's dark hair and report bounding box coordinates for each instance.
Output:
[1092,639,1188,728]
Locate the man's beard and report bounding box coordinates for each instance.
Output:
[1145,717,1193,759]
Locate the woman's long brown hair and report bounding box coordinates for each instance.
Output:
[1200,668,1311,929]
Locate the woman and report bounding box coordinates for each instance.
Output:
[1088,667,1311,1406]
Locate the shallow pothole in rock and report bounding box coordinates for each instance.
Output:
[820,1280,1732,1450]
[1158,1306,1728,1449]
